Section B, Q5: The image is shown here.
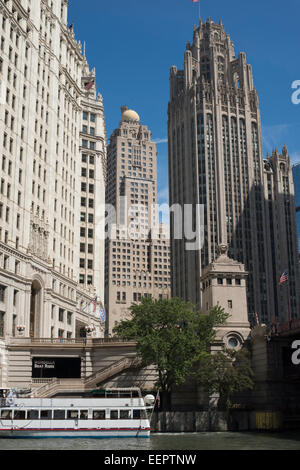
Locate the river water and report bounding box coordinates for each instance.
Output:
[0,432,300,450]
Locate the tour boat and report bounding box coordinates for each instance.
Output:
[0,388,155,439]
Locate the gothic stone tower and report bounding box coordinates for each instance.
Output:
[168,19,273,323]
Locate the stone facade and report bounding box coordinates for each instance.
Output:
[264,149,300,322]
[168,19,300,325]
[105,107,171,334]
[0,0,106,386]
[201,244,251,349]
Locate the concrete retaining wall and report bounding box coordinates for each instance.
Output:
[150,411,283,433]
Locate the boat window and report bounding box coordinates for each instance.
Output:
[0,410,12,419]
[41,410,52,420]
[28,410,39,419]
[13,410,26,420]
[67,410,79,419]
[110,410,119,420]
[133,409,147,419]
[53,410,65,420]
[120,410,131,419]
[80,410,88,420]
[132,391,140,398]
[93,410,105,420]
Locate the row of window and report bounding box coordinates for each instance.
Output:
[83,112,96,122]
[0,408,147,420]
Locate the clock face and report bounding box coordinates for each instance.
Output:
[228,335,240,349]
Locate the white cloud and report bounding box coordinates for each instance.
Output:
[152,137,168,144]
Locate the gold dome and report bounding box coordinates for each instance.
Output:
[121,109,140,122]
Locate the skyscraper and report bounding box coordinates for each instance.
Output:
[292,163,300,252]
[0,0,106,360]
[264,148,300,321]
[105,107,171,335]
[168,19,299,323]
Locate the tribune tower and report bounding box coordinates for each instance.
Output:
[168,19,300,323]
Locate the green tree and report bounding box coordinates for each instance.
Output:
[113,297,228,408]
[196,348,254,410]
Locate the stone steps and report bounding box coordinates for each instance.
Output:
[33,356,140,397]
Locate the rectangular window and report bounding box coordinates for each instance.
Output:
[53,410,65,420]
[28,410,39,419]
[93,410,105,420]
[58,308,64,322]
[120,410,131,419]
[40,410,52,420]
[0,312,5,337]
[132,410,141,419]
[80,410,88,420]
[0,410,12,420]
[0,285,6,302]
[14,410,26,420]
[110,410,118,420]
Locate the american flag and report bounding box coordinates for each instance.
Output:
[92,297,97,313]
[99,306,106,323]
[279,270,288,285]
[85,80,95,91]
[156,391,161,408]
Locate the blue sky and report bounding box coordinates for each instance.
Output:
[68,0,300,205]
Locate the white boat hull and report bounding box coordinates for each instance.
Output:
[0,428,150,439]
[0,388,155,439]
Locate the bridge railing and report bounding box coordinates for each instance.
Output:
[7,337,136,347]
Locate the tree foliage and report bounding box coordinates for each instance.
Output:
[113,297,229,393]
[196,348,254,409]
